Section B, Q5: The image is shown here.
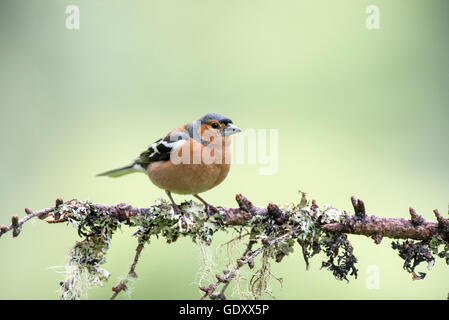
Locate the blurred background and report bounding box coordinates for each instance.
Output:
[0,0,448,299]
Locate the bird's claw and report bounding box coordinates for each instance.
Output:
[171,203,182,216]
[205,204,219,217]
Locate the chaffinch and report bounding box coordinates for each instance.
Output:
[97,113,241,215]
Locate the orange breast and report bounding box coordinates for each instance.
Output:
[147,139,231,195]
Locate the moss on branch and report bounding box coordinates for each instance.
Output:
[1,193,448,299]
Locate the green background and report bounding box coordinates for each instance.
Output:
[0,0,448,299]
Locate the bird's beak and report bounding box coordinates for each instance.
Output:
[222,124,242,136]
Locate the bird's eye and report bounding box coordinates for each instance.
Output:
[211,122,219,129]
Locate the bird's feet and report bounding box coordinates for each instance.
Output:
[193,194,220,217]
[171,202,182,215]
[165,190,195,232]
[204,204,219,217]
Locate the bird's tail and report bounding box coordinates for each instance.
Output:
[96,163,143,178]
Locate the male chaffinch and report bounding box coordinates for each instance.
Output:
[97,113,241,215]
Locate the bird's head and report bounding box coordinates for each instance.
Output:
[188,113,241,146]
[199,113,241,136]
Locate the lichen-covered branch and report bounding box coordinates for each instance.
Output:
[199,229,297,300]
[110,243,145,300]
[322,198,447,244]
[1,193,448,299]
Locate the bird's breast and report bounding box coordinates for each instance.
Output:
[147,140,231,195]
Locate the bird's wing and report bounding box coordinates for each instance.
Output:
[135,127,190,169]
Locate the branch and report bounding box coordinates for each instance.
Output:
[1,193,448,299]
[110,243,145,300]
[199,229,297,300]
[322,210,442,244]
[2,195,446,243]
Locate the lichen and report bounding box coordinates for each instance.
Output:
[429,236,449,265]
[54,194,359,300]
[392,236,449,280]
[58,200,121,299]
[392,240,434,280]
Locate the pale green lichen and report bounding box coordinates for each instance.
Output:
[57,200,119,299]
[249,247,278,299]
[59,238,111,300]
[429,235,449,264]
[56,198,226,299]
[53,195,357,300]
[321,204,345,224]
[195,239,217,290]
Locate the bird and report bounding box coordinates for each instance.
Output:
[97,113,241,215]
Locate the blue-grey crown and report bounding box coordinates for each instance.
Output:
[198,113,233,125]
